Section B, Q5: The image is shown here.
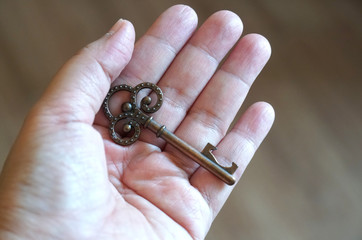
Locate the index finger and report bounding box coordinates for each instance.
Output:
[95,4,197,127]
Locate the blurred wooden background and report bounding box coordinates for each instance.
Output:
[0,0,361,239]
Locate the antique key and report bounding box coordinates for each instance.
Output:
[103,82,238,185]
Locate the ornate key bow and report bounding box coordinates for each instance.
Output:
[103,82,238,185]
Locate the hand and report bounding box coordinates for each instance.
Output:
[0,5,274,240]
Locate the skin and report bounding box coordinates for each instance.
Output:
[0,5,274,240]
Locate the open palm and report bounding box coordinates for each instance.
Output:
[0,5,274,240]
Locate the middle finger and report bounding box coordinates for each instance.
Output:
[144,10,243,146]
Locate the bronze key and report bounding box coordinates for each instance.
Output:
[103,82,238,185]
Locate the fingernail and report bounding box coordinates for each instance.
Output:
[106,18,125,37]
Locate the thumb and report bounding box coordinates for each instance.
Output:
[35,19,135,124]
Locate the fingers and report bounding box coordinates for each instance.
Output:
[94,5,198,126]
[133,10,243,147]
[166,34,271,174]
[155,10,243,132]
[113,5,198,87]
[191,102,275,219]
[33,19,135,125]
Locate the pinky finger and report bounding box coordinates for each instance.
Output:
[190,102,275,219]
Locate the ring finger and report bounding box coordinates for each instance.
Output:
[165,34,272,175]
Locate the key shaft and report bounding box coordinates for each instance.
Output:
[145,117,236,185]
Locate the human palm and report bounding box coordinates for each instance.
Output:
[0,5,274,240]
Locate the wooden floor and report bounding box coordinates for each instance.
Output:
[0,0,361,239]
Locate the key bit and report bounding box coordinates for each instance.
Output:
[103,82,238,185]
